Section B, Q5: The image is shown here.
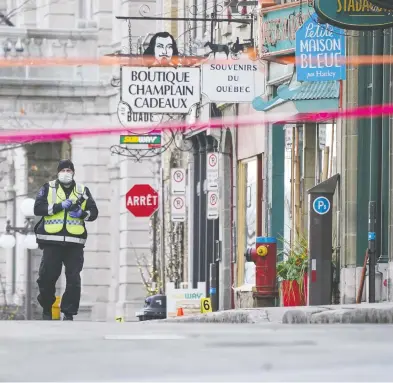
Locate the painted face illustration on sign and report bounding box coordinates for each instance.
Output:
[143,32,179,65]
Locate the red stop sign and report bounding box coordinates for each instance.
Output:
[126,184,159,217]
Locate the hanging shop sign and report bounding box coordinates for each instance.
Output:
[201,57,266,103]
[259,2,314,56]
[120,134,161,148]
[120,66,201,114]
[119,31,201,114]
[296,13,346,82]
[368,0,393,10]
[314,0,393,30]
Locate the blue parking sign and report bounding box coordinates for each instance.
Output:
[313,196,330,215]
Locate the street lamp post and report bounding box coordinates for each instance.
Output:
[0,198,38,320]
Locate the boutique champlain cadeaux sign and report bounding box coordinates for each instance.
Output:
[296,14,346,82]
[314,0,393,30]
[201,58,266,103]
[121,66,201,114]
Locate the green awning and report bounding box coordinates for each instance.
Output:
[252,81,340,113]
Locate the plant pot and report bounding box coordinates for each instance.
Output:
[281,273,308,307]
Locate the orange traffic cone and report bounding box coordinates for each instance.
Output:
[176,307,184,316]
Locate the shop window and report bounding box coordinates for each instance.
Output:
[26,141,71,198]
[237,156,263,287]
[244,160,257,284]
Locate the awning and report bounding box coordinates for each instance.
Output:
[252,81,340,121]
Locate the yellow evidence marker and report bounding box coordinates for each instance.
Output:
[200,297,212,314]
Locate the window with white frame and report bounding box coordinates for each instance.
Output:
[243,159,257,285]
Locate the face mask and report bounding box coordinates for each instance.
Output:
[58,172,73,184]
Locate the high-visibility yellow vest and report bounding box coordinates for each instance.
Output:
[43,180,87,236]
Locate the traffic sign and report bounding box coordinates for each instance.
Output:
[171,195,186,222]
[126,184,159,217]
[206,153,218,191]
[313,196,330,215]
[207,191,219,220]
[171,168,186,195]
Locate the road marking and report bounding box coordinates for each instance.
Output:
[104,334,186,340]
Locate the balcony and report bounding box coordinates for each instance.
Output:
[0,26,99,85]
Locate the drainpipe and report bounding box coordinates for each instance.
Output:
[379,29,390,264]
[192,137,200,288]
[205,136,214,297]
[10,161,16,295]
[197,133,207,284]
[160,166,166,293]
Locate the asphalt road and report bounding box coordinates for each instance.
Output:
[0,320,392,382]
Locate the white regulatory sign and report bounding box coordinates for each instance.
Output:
[171,195,186,222]
[206,153,219,191]
[171,168,186,195]
[207,191,219,220]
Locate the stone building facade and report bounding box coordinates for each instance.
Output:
[0,0,159,321]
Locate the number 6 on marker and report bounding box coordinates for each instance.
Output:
[200,297,212,313]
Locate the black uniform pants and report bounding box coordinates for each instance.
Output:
[37,244,84,315]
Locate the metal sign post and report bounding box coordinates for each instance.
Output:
[368,201,377,303]
[307,174,339,306]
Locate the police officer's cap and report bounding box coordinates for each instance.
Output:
[57,159,75,173]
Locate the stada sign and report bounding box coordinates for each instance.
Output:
[314,0,393,30]
[296,14,346,82]
[368,0,393,9]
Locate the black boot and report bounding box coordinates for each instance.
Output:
[63,313,73,321]
[42,309,52,320]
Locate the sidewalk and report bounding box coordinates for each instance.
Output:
[157,303,393,324]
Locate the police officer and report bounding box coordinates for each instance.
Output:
[34,159,98,321]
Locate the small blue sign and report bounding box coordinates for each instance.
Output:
[296,13,346,82]
[368,232,376,241]
[209,287,216,295]
[313,196,330,215]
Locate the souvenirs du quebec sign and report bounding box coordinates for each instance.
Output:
[314,0,393,30]
[201,58,265,103]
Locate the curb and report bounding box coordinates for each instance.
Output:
[140,304,393,324]
[154,310,264,324]
[283,307,393,324]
